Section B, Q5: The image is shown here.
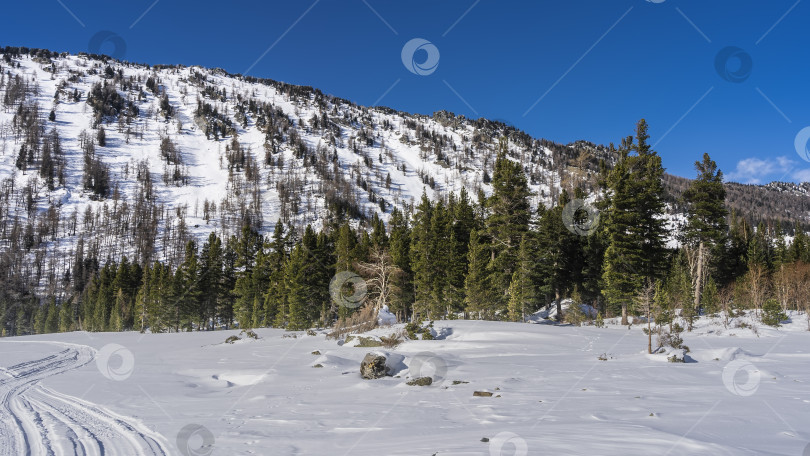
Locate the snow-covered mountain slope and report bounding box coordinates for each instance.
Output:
[0,48,806,274]
[0,49,610,266]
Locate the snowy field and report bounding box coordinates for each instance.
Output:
[2,314,810,455]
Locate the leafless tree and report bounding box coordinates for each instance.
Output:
[354,246,403,313]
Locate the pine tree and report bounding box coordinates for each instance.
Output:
[44,302,58,334]
[109,289,124,331]
[387,208,413,319]
[681,153,727,315]
[602,120,668,324]
[485,137,531,312]
[199,233,223,330]
[265,222,288,327]
[633,120,669,280]
[537,191,581,320]
[464,229,493,317]
[507,235,535,322]
[410,192,435,319]
[58,298,73,332]
[284,243,311,329]
[789,223,809,263]
[178,240,201,329]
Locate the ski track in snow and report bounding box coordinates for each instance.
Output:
[0,342,170,456]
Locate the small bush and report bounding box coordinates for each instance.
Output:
[351,336,383,347]
[564,303,587,326]
[380,331,405,348]
[327,305,377,340]
[406,377,433,386]
[594,312,605,328]
[761,299,788,327]
[240,329,258,340]
[405,320,435,340]
[224,335,240,344]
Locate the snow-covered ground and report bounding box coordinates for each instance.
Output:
[2,314,810,455]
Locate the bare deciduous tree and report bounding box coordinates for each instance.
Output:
[355,247,403,313]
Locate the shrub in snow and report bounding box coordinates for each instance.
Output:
[405,320,436,340]
[379,331,406,348]
[761,299,788,327]
[406,377,433,386]
[564,302,588,326]
[327,305,378,340]
[224,335,240,344]
[345,335,383,347]
[240,329,258,340]
[667,349,686,363]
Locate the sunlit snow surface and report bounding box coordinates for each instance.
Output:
[2,313,810,455]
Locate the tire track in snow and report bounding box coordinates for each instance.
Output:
[0,341,171,456]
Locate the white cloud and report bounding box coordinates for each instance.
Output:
[725,156,796,184]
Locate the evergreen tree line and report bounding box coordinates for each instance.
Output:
[4,120,810,336]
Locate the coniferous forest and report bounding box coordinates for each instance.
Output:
[4,118,810,337]
[1,48,809,337]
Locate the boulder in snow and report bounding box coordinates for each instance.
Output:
[360,353,388,379]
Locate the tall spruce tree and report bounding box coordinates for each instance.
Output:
[464,229,494,317]
[681,153,727,314]
[485,137,532,313]
[388,207,413,319]
[602,120,668,324]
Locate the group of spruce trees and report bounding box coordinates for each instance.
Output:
[5,119,810,336]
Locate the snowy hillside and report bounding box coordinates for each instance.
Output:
[2,313,809,455]
[2,47,808,301]
[0,49,602,267]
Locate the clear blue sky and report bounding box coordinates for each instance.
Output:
[2,0,809,183]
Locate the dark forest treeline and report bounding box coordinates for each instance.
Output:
[5,120,810,336]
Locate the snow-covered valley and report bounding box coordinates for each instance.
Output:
[2,313,809,455]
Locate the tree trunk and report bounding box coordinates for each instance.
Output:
[621,303,628,326]
[693,241,704,314]
[555,289,562,322]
